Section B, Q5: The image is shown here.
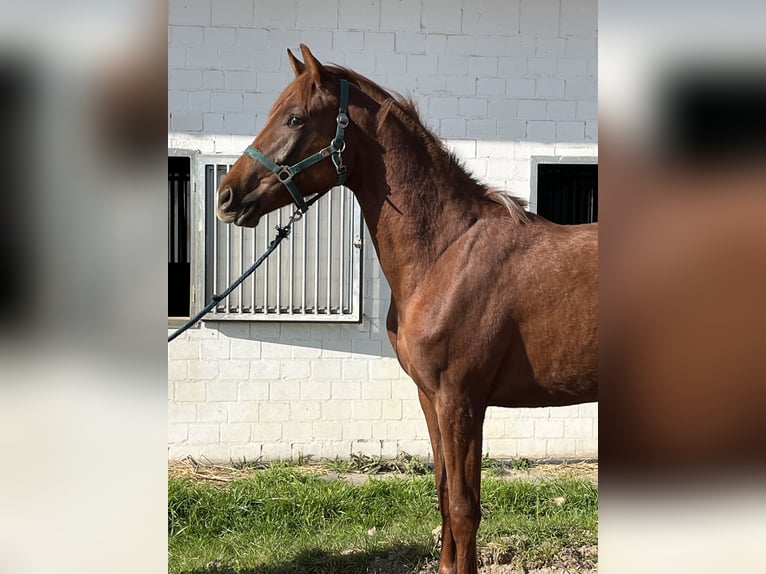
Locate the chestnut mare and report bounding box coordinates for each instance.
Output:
[217,45,598,574]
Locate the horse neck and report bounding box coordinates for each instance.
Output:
[346,108,488,303]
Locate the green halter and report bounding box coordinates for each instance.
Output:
[244,79,349,213]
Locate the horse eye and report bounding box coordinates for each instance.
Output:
[287,116,304,127]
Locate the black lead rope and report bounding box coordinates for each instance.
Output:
[168,194,322,343]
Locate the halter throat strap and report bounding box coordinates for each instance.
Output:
[244,79,349,213]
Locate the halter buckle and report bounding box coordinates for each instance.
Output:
[336,113,349,128]
[277,166,294,183]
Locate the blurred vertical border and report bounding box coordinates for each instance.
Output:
[600,1,766,572]
[0,1,167,573]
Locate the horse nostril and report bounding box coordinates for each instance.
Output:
[218,186,234,210]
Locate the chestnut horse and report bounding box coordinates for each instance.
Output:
[217,45,598,574]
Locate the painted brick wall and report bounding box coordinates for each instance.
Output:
[168,0,598,462]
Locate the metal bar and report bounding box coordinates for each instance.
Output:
[225,172,231,311]
[263,211,269,312]
[302,210,308,313]
[211,165,218,311]
[326,194,332,313]
[339,186,345,313]
[279,209,284,314]
[314,201,320,313]
[289,208,295,314]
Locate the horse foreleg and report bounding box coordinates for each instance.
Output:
[418,389,456,574]
[434,397,485,574]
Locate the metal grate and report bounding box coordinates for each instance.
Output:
[199,158,363,322]
[536,163,598,225]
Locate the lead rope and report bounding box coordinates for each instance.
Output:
[168,194,322,342]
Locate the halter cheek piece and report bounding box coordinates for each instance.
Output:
[243,79,349,213]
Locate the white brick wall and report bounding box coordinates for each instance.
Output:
[168,0,598,462]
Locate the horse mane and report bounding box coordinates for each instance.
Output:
[316,66,530,224]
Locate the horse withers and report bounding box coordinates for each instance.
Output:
[217,45,598,574]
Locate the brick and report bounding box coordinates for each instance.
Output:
[396,439,431,458]
[219,360,249,380]
[558,58,587,78]
[168,424,188,443]
[168,47,186,69]
[301,380,331,400]
[189,91,211,112]
[556,121,585,141]
[237,28,268,50]
[476,35,508,56]
[171,26,203,47]
[219,48,250,71]
[401,399,423,419]
[388,420,429,440]
[168,360,188,380]
[171,67,203,89]
[229,444,262,462]
[462,0,520,35]
[520,0,559,35]
[487,159,516,181]
[369,358,403,380]
[291,345,322,360]
[439,118,466,138]
[340,0,380,31]
[464,158,488,177]
[381,399,403,420]
[527,57,557,77]
[517,99,547,119]
[228,402,259,422]
[467,119,497,139]
[169,0,211,26]
[342,359,368,379]
[460,97,489,117]
[187,360,218,380]
[535,36,566,58]
[333,30,364,52]
[188,423,219,444]
[421,0,461,32]
[576,100,598,120]
[396,32,426,54]
[251,422,282,441]
[259,401,290,422]
[506,79,535,98]
[221,423,251,443]
[469,56,498,77]
[477,77,506,96]
[362,379,392,400]
[280,360,310,379]
[224,71,257,91]
[270,380,300,401]
[564,418,593,439]
[527,121,555,140]
[446,139,476,159]
[565,37,597,58]
[322,400,354,420]
[516,438,548,458]
[290,401,321,421]
[250,359,280,380]
[484,439,518,457]
[320,341,352,359]
[438,55,468,76]
[535,419,565,438]
[285,422,315,441]
[446,35,475,56]
[447,76,476,96]
[585,119,597,141]
[186,47,219,69]
[376,53,406,75]
[560,0,597,36]
[297,0,338,28]
[380,0,421,32]
[428,96,459,117]
[212,0,253,26]
[261,442,292,461]
[236,381,268,401]
[407,55,437,75]
[536,78,565,99]
[498,119,526,139]
[425,34,447,54]
[331,380,362,399]
[197,403,227,423]
[169,403,196,423]
[565,78,596,99]
[200,338,230,360]
[353,439,383,457]
[202,70,224,90]
[261,341,292,359]
[488,97,518,119]
[547,100,577,120]
[343,421,373,440]
[170,112,202,132]
[300,29,333,51]
[309,359,340,380]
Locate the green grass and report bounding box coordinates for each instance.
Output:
[169,466,597,574]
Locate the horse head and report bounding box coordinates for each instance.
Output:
[216,44,354,227]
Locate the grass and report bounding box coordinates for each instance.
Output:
[168,461,597,574]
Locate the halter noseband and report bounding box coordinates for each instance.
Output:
[243,79,349,213]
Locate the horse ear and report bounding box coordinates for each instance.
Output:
[299,43,328,85]
[287,48,305,78]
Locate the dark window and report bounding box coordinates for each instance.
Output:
[536,163,598,225]
[168,156,191,317]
